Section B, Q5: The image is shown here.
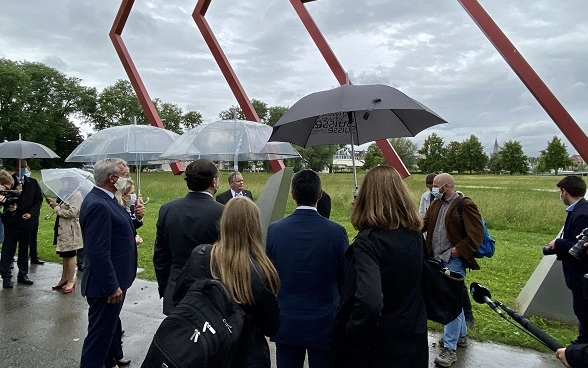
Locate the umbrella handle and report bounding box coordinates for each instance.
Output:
[44,212,55,220]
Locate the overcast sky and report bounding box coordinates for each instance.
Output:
[1,0,586,157]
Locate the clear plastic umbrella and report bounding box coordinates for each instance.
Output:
[65,124,180,194]
[40,168,95,209]
[159,119,293,171]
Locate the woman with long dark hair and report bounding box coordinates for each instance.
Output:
[331,166,427,368]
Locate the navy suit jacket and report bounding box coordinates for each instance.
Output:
[79,187,137,298]
[266,208,348,349]
[555,198,588,290]
[215,189,253,205]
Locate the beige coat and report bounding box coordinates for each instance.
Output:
[53,202,83,253]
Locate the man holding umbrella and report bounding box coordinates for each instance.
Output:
[1,159,43,288]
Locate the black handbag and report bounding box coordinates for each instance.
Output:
[421,257,465,324]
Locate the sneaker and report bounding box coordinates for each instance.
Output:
[439,336,468,348]
[435,347,457,367]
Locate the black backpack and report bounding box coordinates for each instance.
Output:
[141,277,246,368]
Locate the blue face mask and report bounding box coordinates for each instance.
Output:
[431,186,443,199]
[19,168,29,178]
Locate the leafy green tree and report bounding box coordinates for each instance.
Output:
[488,153,502,174]
[444,141,462,173]
[499,140,529,175]
[389,138,418,171]
[219,99,269,122]
[539,136,571,175]
[297,145,338,172]
[0,59,29,141]
[182,111,204,131]
[459,135,488,173]
[154,99,183,134]
[0,60,94,167]
[362,138,417,170]
[362,143,386,169]
[417,133,446,174]
[91,79,146,130]
[267,105,288,127]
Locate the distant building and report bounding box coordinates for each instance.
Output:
[332,147,365,172]
[570,154,585,167]
[491,138,501,157]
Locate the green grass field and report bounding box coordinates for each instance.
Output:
[32,170,576,351]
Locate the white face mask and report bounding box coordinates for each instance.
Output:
[114,176,129,191]
[126,193,137,206]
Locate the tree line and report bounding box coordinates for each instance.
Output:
[362,133,573,175]
[0,58,577,174]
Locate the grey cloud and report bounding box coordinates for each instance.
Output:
[0,0,586,158]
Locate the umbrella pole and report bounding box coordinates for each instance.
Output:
[348,112,358,198]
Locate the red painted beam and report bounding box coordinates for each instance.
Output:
[110,0,184,174]
[193,0,284,172]
[288,0,410,178]
[458,0,588,161]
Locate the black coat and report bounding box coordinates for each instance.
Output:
[173,244,280,368]
[153,192,224,315]
[215,189,253,205]
[5,174,42,233]
[554,198,588,291]
[330,227,428,368]
[566,343,588,368]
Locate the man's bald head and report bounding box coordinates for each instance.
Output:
[433,173,456,199]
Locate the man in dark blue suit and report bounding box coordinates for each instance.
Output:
[266,170,348,368]
[79,158,138,368]
[548,175,588,344]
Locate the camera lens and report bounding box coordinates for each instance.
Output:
[543,246,556,256]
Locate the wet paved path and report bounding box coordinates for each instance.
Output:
[0,263,561,367]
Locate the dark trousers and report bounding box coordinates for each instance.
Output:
[29,217,40,260]
[77,248,84,269]
[572,287,588,343]
[105,318,124,367]
[80,295,125,368]
[275,343,328,368]
[0,230,30,278]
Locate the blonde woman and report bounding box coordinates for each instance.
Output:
[47,191,83,294]
[173,197,280,368]
[330,166,427,368]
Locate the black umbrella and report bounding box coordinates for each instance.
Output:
[268,84,447,195]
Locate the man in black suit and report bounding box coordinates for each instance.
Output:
[548,175,588,344]
[153,159,224,315]
[215,171,253,204]
[0,160,43,288]
[79,158,138,368]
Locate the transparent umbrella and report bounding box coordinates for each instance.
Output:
[40,168,95,210]
[65,124,179,194]
[159,119,296,171]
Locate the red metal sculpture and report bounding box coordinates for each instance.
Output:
[109,0,184,173]
[192,0,285,173]
[459,0,588,161]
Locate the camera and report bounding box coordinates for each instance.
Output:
[569,228,588,260]
[0,189,21,206]
[542,245,557,256]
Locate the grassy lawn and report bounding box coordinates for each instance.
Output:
[33,170,576,352]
